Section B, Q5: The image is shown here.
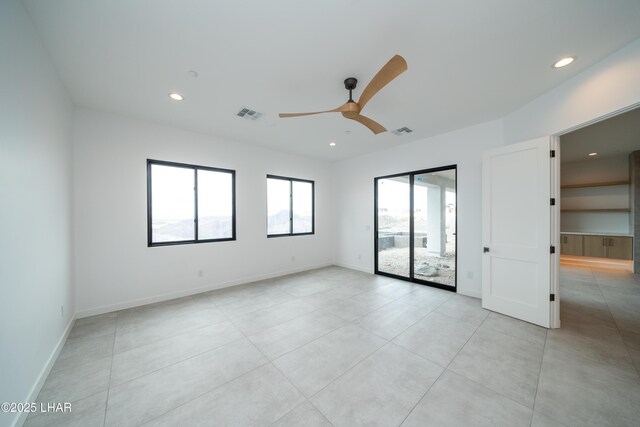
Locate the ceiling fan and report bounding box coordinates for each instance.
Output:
[279,55,408,135]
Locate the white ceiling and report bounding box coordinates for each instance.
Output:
[24,0,640,161]
[560,107,640,163]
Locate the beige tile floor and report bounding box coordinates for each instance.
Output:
[25,264,640,426]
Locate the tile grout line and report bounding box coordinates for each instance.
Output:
[214,295,308,395]
[102,296,249,388]
[529,328,549,426]
[96,299,260,425]
[408,301,494,425]
[402,309,544,425]
[441,313,541,407]
[391,304,487,370]
[306,400,337,427]
[397,364,447,426]
[267,400,335,427]
[257,312,347,361]
[109,335,248,389]
[396,311,489,426]
[137,360,272,427]
[207,292,333,426]
[207,274,397,366]
[264,282,447,409]
[265,284,420,406]
[354,291,455,343]
[299,332,391,418]
[131,289,288,425]
[208,284,330,332]
[470,336,549,410]
[594,269,640,379]
[113,311,231,354]
[399,294,455,325]
[24,388,108,424]
[102,312,119,427]
[443,311,488,368]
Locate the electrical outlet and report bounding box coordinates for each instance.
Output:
[291,256,296,262]
[365,225,371,232]
[357,254,362,260]
[60,305,64,318]
[467,271,474,279]
[198,270,204,278]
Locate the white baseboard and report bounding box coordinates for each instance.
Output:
[333,262,372,274]
[12,315,76,427]
[76,262,333,318]
[457,287,481,299]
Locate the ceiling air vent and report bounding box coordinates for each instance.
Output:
[391,127,413,136]
[236,107,263,120]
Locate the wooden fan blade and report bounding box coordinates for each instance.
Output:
[357,55,408,110]
[279,103,353,118]
[343,113,387,135]
[279,110,335,118]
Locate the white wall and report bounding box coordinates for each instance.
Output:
[73,109,334,315]
[561,155,629,185]
[333,120,504,298]
[561,211,630,235]
[504,38,640,144]
[0,1,74,426]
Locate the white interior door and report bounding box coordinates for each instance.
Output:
[482,137,552,327]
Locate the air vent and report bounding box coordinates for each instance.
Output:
[236,107,263,120]
[391,127,413,135]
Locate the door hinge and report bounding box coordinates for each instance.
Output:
[550,245,556,254]
[550,293,556,302]
[550,198,556,206]
[550,150,556,158]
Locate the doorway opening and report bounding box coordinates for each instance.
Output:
[374,165,457,291]
[552,104,640,328]
[558,106,640,273]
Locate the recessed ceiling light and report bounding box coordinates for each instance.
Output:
[168,93,184,101]
[329,142,336,147]
[553,57,575,68]
[588,152,598,156]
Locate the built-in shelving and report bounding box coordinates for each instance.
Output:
[561,180,630,189]
[561,208,630,212]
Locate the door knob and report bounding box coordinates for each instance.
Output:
[483,247,490,253]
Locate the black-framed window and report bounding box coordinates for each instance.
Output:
[267,175,314,237]
[147,159,236,246]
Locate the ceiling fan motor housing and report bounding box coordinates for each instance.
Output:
[344,77,358,90]
[344,77,358,103]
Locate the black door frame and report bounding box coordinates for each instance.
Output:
[374,165,458,292]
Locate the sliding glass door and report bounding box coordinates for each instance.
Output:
[375,166,457,291]
[376,174,411,278]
